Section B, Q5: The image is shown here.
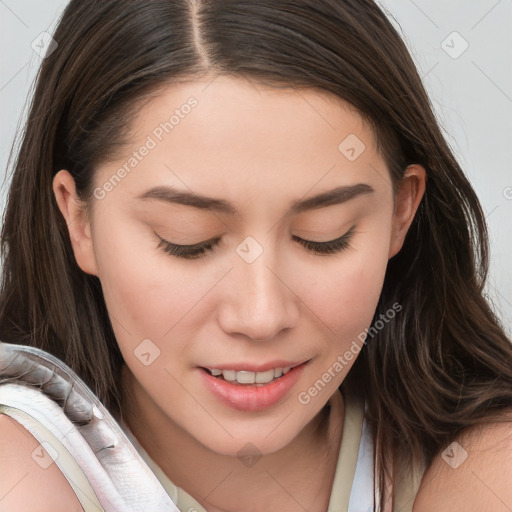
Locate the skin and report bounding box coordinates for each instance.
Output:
[53,75,426,511]
[0,414,84,512]
[413,411,512,511]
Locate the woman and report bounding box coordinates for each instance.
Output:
[1,1,512,510]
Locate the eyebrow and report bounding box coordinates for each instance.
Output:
[136,183,375,216]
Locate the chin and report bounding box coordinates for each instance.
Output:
[194,426,300,459]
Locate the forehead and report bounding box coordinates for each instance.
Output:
[127,75,375,151]
[93,76,390,209]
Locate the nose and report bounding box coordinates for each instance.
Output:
[217,253,300,342]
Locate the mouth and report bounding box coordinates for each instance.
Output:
[200,360,309,387]
[199,360,310,411]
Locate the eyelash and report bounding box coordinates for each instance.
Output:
[155,226,357,260]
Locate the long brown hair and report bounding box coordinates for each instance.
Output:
[1,0,511,508]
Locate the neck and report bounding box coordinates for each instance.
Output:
[120,364,344,512]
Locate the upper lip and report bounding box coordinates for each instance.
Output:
[201,359,309,373]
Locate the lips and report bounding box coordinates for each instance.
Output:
[198,360,309,412]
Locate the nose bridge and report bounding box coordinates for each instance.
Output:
[219,235,298,341]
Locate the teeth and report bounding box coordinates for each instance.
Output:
[237,371,256,384]
[256,369,274,383]
[222,370,237,382]
[208,366,295,384]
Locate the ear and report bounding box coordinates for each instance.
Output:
[388,164,427,259]
[52,169,99,276]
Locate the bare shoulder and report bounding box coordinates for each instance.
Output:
[413,409,512,511]
[0,413,84,512]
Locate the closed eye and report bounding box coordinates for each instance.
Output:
[155,225,357,260]
[292,226,356,255]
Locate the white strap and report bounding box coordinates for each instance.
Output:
[348,398,394,512]
[348,414,375,511]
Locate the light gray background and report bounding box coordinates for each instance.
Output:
[1,0,511,334]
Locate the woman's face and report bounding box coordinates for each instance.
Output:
[54,75,424,456]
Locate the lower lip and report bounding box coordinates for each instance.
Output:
[199,362,308,412]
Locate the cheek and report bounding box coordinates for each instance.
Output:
[297,222,391,341]
[91,219,195,344]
